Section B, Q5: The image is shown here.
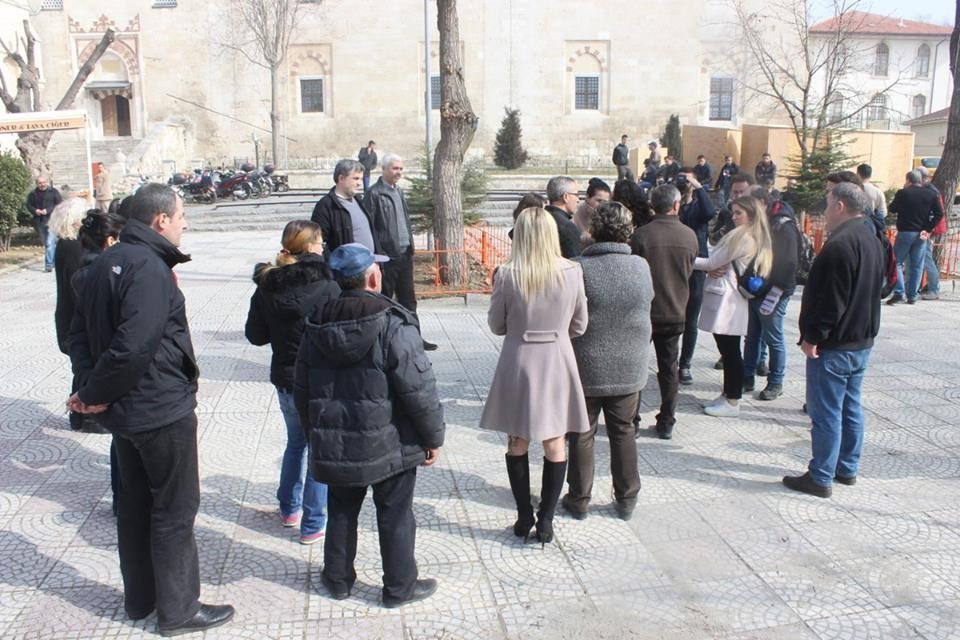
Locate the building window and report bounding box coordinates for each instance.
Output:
[709,77,734,121]
[430,75,440,110]
[866,94,887,121]
[874,43,889,76]
[912,94,926,119]
[152,0,177,7]
[300,78,324,113]
[574,76,600,110]
[916,44,931,77]
[40,0,63,9]
[827,94,844,124]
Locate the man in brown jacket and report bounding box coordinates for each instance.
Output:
[630,184,699,439]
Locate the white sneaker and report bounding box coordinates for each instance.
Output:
[702,394,726,408]
[705,401,740,418]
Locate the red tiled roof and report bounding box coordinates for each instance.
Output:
[810,11,952,36]
[904,107,950,126]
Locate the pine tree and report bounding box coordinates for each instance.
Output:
[407,153,487,233]
[493,108,529,170]
[660,114,682,164]
[784,135,857,214]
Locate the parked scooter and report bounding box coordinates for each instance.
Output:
[264,164,289,192]
[213,170,252,200]
[168,171,216,204]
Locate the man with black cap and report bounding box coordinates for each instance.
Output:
[295,243,445,608]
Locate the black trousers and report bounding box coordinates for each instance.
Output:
[680,271,706,369]
[323,467,418,601]
[113,412,201,627]
[714,334,744,400]
[652,327,683,428]
[381,252,417,313]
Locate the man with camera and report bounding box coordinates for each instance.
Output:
[676,170,717,385]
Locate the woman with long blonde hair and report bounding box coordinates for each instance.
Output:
[245,220,341,544]
[480,207,589,546]
[693,196,773,418]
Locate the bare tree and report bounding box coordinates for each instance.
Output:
[433,0,478,287]
[0,21,114,177]
[732,0,900,165]
[228,0,303,167]
[931,0,959,220]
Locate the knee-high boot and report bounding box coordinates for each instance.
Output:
[536,458,567,546]
[505,453,535,539]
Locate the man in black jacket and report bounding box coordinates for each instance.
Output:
[365,153,437,350]
[886,170,944,305]
[714,155,739,202]
[784,182,884,498]
[612,134,632,181]
[68,184,234,636]
[295,243,445,608]
[545,176,583,258]
[743,188,800,400]
[755,152,777,187]
[311,159,379,254]
[358,140,377,192]
[692,155,713,188]
[677,171,717,384]
[26,175,63,271]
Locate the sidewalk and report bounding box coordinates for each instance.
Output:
[0,230,958,639]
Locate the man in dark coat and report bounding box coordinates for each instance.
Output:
[295,243,445,608]
[692,155,713,188]
[358,140,378,192]
[311,159,380,255]
[755,152,777,186]
[26,175,62,271]
[365,153,437,350]
[68,184,234,636]
[612,134,632,181]
[544,176,583,258]
[714,155,740,202]
[784,182,884,498]
[886,170,944,304]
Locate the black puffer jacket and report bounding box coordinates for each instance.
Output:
[245,254,341,389]
[294,290,445,488]
[69,219,198,435]
[310,187,380,254]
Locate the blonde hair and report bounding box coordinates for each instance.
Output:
[257,220,323,278]
[500,207,565,300]
[48,198,89,240]
[723,196,773,278]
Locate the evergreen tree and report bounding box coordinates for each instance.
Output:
[660,114,682,164]
[407,153,487,233]
[0,151,32,252]
[784,135,857,214]
[493,108,529,170]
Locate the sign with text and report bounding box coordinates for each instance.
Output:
[0,110,87,134]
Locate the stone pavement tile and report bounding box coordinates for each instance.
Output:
[913,551,960,592]
[762,492,856,525]
[791,517,894,562]
[550,512,640,553]
[834,553,960,608]
[913,424,960,449]
[757,563,884,621]
[721,524,831,572]
[410,524,481,567]
[693,495,784,534]
[204,620,308,640]
[682,574,804,633]
[500,596,602,640]
[41,544,122,591]
[568,542,670,594]
[2,511,87,552]
[305,616,404,639]
[806,607,927,640]
[626,500,715,544]
[0,587,39,637]
[7,585,128,639]
[402,607,507,640]
[857,513,960,555]
[211,574,309,627]
[480,536,585,606]
[714,623,822,639]
[645,533,754,584]
[639,470,744,505]
[890,600,960,640]
[24,480,109,515]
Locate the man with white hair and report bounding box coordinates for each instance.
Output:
[365,153,437,350]
[26,175,63,272]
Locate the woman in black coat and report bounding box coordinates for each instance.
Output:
[245,220,341,545]
[50,199,91,354]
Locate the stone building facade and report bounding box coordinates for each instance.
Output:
[21,0,786,184]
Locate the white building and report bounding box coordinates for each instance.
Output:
[809,11,952,130]
[906,106,949,158]
[0,0,34,154]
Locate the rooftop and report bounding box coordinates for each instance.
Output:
[809,10,953,37]
[905,107,951,126]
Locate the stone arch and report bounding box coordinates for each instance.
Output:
[78,39,140,78]
[566,47,607,73]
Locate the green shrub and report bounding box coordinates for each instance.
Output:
[493,108,528,170]
[406,153,487,234]
[0,151,32,251]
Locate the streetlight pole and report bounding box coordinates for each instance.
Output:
[424,0,431,158]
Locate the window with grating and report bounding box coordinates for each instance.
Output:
[41,0,64,10]
[300,78,324,113]
[430,75,440,110]
[873,43,889,76]
[709,77,734,121]
[574,76,599,110]
[152,0,178,7]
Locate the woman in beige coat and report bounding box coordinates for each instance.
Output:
[693,196,772,418]
[94,163,113,212]
[480,206,589,546]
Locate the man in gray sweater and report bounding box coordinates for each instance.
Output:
[630,184,699,439]
[564,202,654,521]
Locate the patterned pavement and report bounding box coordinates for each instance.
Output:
[1,229,959,639]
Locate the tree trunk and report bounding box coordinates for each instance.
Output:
[433,0,478,287]
[270,63,280,166]
[931,0,960,225]
[16,131,54,178]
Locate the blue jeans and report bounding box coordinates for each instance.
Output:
[923,239,940,294]
[806,348,871,486]
[276,388,327,534]
[892,231,925,299]
[743,293,791,384]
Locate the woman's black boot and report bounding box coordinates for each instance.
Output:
[505,453,535,540]
[535,458,567,547]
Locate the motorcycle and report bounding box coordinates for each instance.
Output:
[168,172,216,204]
[214,170,252,200]
[264,164,289,192]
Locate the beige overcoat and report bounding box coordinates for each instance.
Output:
[480,259,590,441]
[694,234,758,337]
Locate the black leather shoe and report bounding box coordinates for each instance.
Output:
[656,425,673,440]
[679,368,693,385]
[834,474,857,486]
[758,384,782,401]
[560,495,588,520]
[422,340,438,351]
[382,578,438,608]
[126,607,154,621]
[782,472,832,498]
[158,604,235,637]
[320,574,351,600]
[756,361,769,377]
[614,500,636,521]
[885,293,904,305]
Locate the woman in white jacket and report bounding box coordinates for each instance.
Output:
[693,196,773,417]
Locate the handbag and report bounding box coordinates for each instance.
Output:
[732,258,765,300]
